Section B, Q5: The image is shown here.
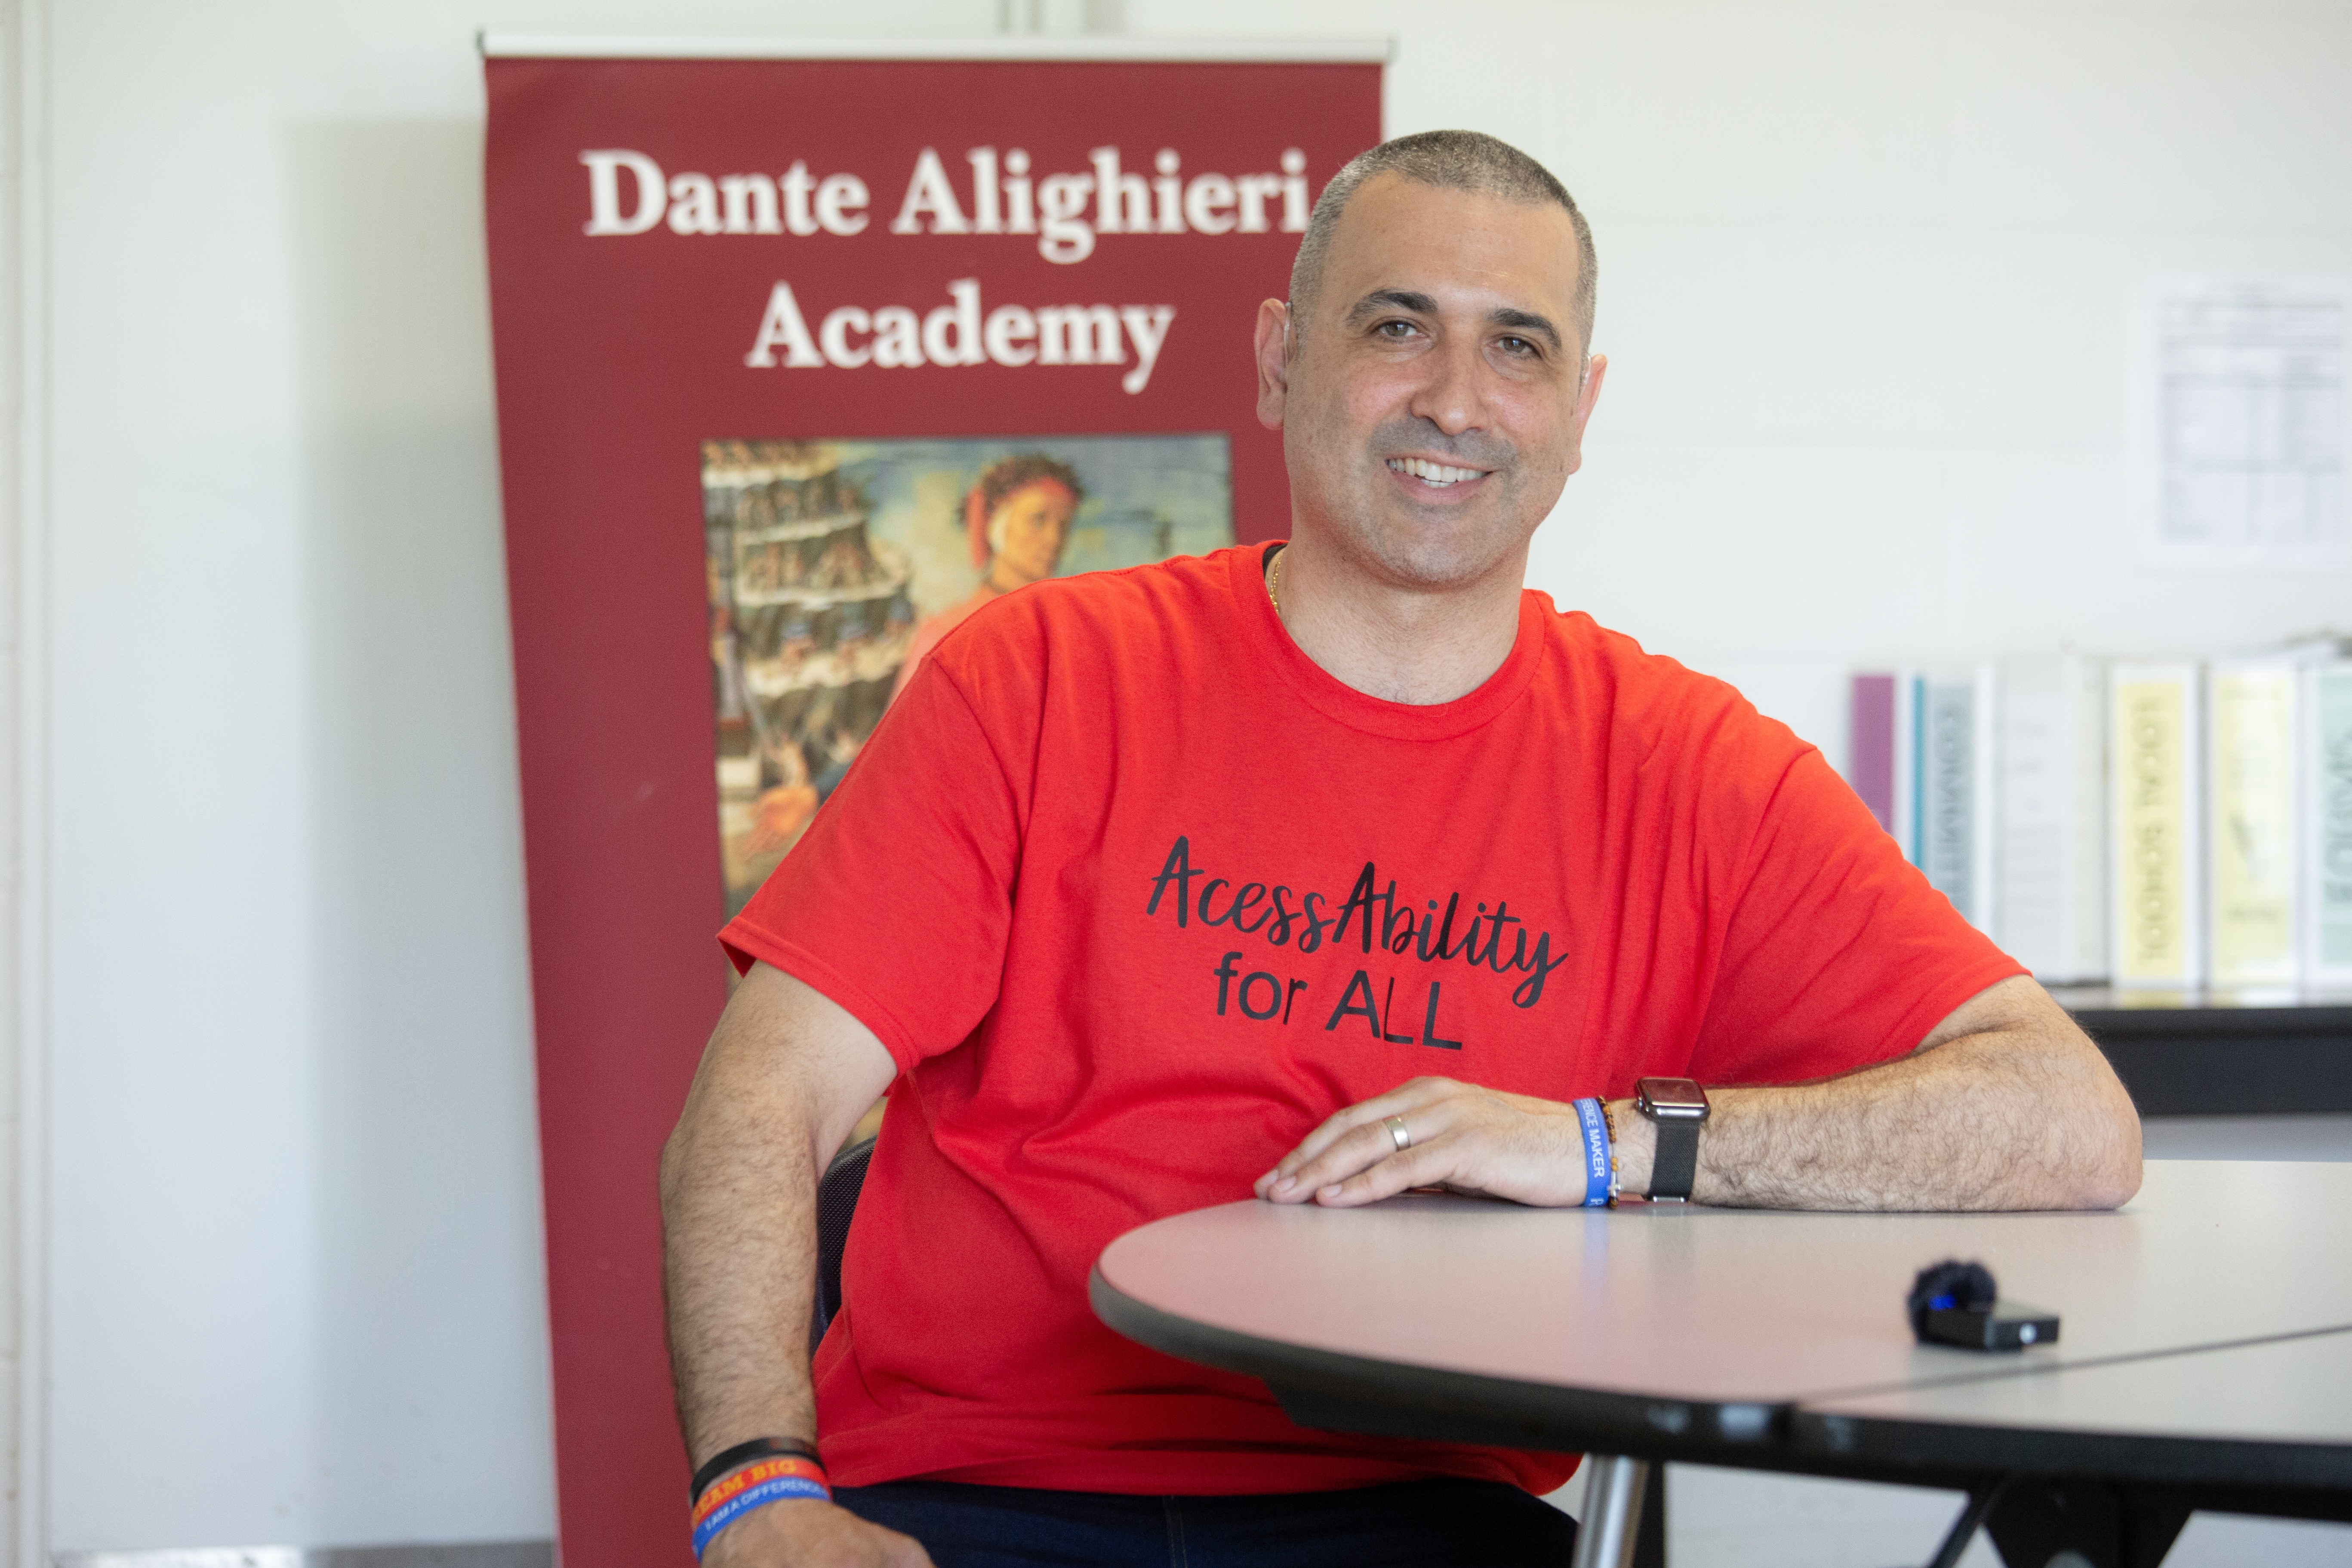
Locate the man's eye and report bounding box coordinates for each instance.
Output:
[1375,320,1417,339]
[1496,335,1537,357]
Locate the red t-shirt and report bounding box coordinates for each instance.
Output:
[720,543,2020,1497]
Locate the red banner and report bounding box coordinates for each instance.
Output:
[483,43,1381,1568]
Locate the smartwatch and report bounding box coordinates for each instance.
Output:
[1635,1077,1710,1203]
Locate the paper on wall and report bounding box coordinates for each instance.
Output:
[2129,276,2350,571]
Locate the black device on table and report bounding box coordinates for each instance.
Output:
[1909,1259,2061,1351]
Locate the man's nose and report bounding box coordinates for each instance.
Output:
[1410,334,1490,437]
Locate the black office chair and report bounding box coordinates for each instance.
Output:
[810,1134,876,1353]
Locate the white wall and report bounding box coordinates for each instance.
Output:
[3,3,40,1563]
[37,0,997,1553]
[25,0,2351,1559]
[1140,0,2352,770]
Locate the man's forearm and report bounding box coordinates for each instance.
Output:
[1611,990,2142,1211]
[1262,977,2141,1213]
[656,969,923,1568]
[660,965,899,1469]
[661,1076,826,1464]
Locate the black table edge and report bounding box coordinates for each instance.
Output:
[1090,1264,1789,1463]
[1089,1265,2352,1514]
[1795,1407,2352,1511]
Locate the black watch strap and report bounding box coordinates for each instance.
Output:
[690,1436,820,1503]
[1650,1118,1700,1202]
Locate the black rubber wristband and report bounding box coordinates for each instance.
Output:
[690,1437,822,1503]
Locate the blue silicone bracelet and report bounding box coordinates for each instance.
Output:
[692,1474,830,1559]
[1573,1097,1611,1207]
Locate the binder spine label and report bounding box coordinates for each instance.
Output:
[2209,669,2296,986]
[2322,672,2352,971]
[2073,658,2110,978]
[1924,681,1979,923]
[2116,679,2190,983]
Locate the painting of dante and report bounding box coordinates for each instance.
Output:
[702,433,1233,915]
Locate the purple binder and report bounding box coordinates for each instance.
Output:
[1850,674,1896,832]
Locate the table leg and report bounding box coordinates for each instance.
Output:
[1637,1467,1666,1568]
[1570,1454,1653,1568]
[1918,1476,2192,1568]
[1922,1482,2005,1568]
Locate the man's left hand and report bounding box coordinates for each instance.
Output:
[1254,1077,1604,1208]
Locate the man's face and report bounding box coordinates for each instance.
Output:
[1256,175,1604,591]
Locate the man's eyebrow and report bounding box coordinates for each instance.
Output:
[1489,307,1562,353]
[1344,288,1439,326]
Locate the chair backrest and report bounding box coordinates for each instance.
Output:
[810,1134,875,1353]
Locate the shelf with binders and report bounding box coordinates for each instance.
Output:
[1835,651,2349,1118]
[2050,986,2352,1116]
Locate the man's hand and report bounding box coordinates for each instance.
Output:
[1254,1077,1597,1208]
[702,1498,932,1568]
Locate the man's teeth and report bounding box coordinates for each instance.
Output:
[1387,457,1487,487]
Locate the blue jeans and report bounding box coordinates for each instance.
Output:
[832,1477,1579,1568]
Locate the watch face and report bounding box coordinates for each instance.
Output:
[1638,1077,1709,1118]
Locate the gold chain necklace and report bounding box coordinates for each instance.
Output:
[1268,548,1284,618]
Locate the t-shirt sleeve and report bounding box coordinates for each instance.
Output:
[719,654,1027,1076]
[1687,744,2026,1085]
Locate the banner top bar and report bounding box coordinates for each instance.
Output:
[477,32,1393,64]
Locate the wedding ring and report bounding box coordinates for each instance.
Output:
[1382,1115,1412,1153]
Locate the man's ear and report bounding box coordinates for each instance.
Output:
[1253,299,1293,430]
[1561,352,1608,476]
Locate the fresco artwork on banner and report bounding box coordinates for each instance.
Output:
[704,433,1232,912]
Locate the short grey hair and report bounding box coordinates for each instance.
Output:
[1288,129,1598,357]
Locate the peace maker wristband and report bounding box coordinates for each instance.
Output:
[1572,1097,1612,1207]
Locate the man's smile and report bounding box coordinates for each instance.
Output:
[1385,456,1493,489]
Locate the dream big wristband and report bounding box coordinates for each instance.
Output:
[689,1456,830,1559]
[1572,1096,1612,1208]
[690,1436,820,1503]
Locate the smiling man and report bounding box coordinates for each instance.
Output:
[662,132,2143,1568]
